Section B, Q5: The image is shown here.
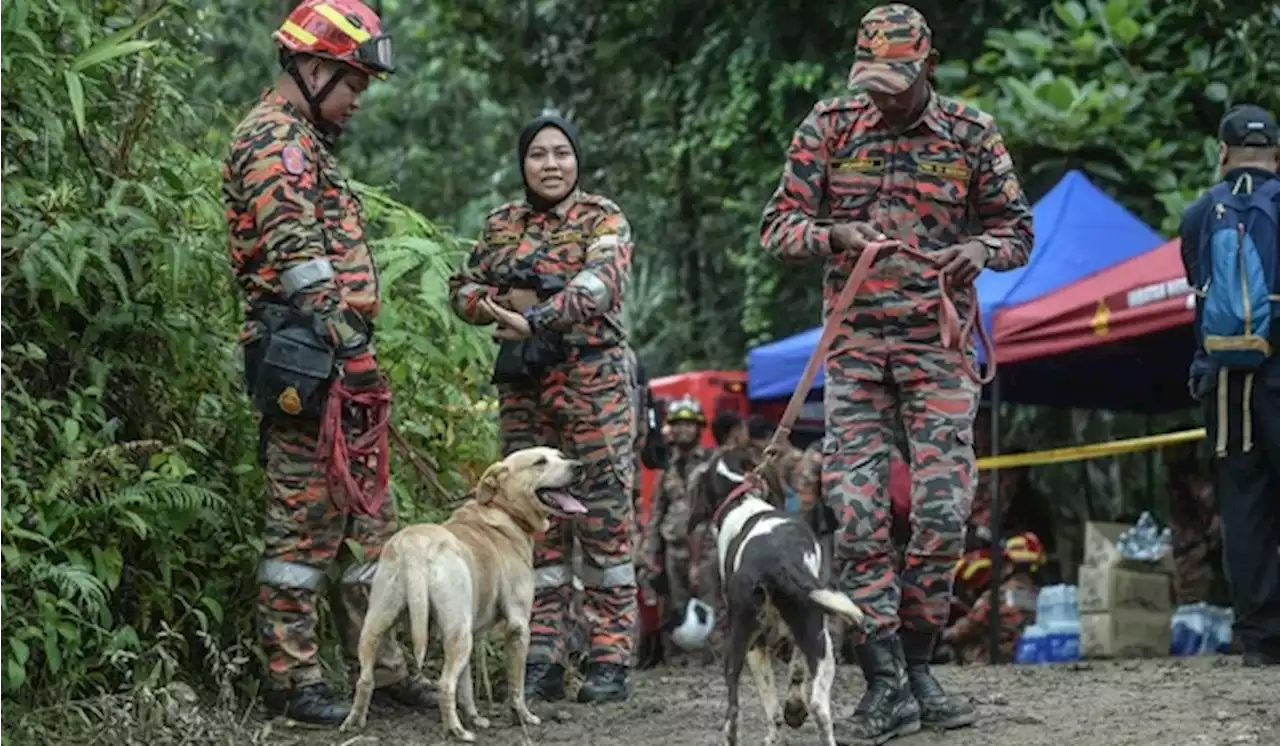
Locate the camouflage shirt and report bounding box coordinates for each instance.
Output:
[649,446,713,548]
[223,92,378,345]
[448,190,633,348]
[760,91,1033,342]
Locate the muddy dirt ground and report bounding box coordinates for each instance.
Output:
[262,656,1278,746]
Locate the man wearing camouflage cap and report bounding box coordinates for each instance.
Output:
[760,3,1033,743]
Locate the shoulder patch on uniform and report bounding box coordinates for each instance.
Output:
[281,144,307,175]
[984,133,1015,176]
[1003,177,1022,201]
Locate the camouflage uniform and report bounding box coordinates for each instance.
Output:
[941,572,1038,664]
[224,92,411,693]
[1168,474,1223,605]
[448,189,637,672]
[760,4,1032,735]
[645,446,712,631]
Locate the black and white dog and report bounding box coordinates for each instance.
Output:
[697,446,864,746]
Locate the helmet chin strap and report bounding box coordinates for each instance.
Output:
[280,50,349,141]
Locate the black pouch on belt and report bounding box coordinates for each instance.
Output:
[491,332,567,385]
[250,310,337,420]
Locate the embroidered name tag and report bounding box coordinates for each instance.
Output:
[550,229,585,246]
[833,156,885,172]
[918,160,970,179]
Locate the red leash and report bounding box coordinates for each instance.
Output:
[711,240,995,525]
[317,378,393,516]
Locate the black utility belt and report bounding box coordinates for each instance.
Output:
[244,304,376,421]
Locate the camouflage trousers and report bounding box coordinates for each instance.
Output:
[256,415,410,691]
[690,526,727,653]
[500,348,637,667]
[824,340,979,640]
[660,541,689,599]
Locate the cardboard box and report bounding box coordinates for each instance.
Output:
[1077,565,1172,614]
[1082,521,1175,575]
[1080,609,1172,659]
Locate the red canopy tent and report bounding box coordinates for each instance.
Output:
[983,238,1198,413]
[994,238,1194,365]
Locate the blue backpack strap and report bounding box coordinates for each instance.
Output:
[1252,177,1280,223]
[1196,182,1235,287]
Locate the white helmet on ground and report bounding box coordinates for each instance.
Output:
[671,598,716,651]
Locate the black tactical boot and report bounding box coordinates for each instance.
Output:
[263,682,351,726]
[577,661,630,704]
[524,660,566,702]
[372,675,438,710]
[833,637,921,746]
[901,629,977,729]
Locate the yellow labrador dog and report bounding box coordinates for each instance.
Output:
[340,447,587,741]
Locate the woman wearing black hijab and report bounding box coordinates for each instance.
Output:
[448,114,638,704]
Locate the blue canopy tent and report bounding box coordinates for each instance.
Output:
[746,170,1166,402]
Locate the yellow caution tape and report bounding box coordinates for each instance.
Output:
[976,428,1207,470]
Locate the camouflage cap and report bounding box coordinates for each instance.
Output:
[848,4,933,95]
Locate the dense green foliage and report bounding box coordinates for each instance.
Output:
[2,0,1277,735]
[1,0,498,722]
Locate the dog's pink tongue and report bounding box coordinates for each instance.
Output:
[548,491,588,515]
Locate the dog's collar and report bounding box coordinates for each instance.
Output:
[711,458,758,527]
[472,491,544,537]
[497,504,542,536]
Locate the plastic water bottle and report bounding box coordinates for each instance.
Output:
[1170,603,1206,656]
[1040,585,1082,663]
[1014,623,1047,664]
[1040,585,1064,662]
[1060,585,1082,661]
[1203,605,1234,654]
[1117,512,1173,562]
[1016,585,1055,664]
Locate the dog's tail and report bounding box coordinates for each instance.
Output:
[766,557,866,628]
[405,542,440,671]
[808,588,865,627]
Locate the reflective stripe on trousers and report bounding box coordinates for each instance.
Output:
[536,562,636,590]
[258,559,378,589]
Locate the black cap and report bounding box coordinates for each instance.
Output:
[1219,104,1278,147]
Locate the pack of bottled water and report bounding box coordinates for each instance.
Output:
[1014,584,1081,664]
[1115,511,1173,563]
[1170,602,1234,656]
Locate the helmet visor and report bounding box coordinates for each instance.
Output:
[356,33,395,76]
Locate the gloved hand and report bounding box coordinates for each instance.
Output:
[342,351,382,392]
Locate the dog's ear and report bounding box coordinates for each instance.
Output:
[476,462,509,504]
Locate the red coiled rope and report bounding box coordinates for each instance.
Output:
[317,378,393,516]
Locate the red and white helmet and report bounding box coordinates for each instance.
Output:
[273,0,395,79]
[1004,531,1046,570]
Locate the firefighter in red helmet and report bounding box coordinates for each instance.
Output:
[273,0,395,139]
[224,0,433,726]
